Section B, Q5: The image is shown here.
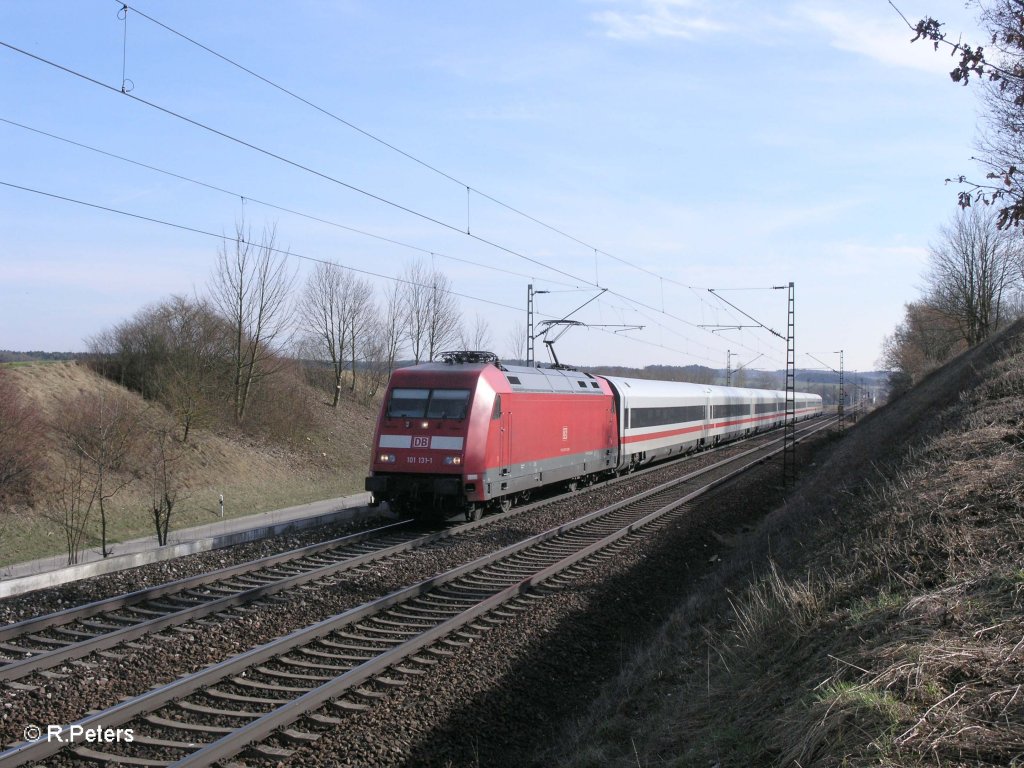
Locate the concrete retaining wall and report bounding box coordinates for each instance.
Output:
[0,504,380,599]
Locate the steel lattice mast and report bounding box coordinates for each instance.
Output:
[783,282,797,487]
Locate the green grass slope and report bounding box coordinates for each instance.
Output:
[0,362,378,567]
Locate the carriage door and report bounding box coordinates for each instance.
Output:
[704,388,713,445]
[495,396,511,484]
[501,411,512,483]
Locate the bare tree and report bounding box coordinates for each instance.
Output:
[402,260,462,363]
[209,220,296,423]
[505,321,528,363]
[362,280,407,398]
[379,278,407,373]
[160,298,232,443]
[360,330,390,400]
[459,313,493,353]
[906,2,1024,226]
[880,301,966,396]
[0,371,45,509]
[402,261,432,364]
[924,206,1022,345]
[300,263,378,404]
[427,277,461,362]
[88,296,233,441]
[300,262,350,407]
[143,417,184,546]
[346,277,375,392]
[43,444,93,565]
[51,391,139,560]
[88,314,168,399]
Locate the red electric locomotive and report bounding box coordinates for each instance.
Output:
[366,351,823,521]
[365,351,617,521]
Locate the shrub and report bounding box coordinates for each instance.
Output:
[0,370,45,506]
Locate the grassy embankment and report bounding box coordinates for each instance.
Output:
[551,320,1024,767]
[0,361,377,567]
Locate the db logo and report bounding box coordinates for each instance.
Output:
[413,436,430,448]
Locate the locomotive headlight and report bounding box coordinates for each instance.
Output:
[420,420,430,429]
[443,456,462,466]
[378,453,396,464]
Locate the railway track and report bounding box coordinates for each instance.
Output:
[0,521,436,682]
[0,416,833,685]
[1,416,834,767]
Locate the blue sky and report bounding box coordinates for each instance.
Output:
[1,1,984,374]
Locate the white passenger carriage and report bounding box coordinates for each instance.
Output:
[600,376,822,472]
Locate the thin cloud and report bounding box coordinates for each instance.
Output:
[794,3,970,74]
[591,0,726,41]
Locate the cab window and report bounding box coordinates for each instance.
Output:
[387,388,430,418]
[387,388,470,420]
[426,389,470,419]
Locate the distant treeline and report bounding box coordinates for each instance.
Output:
[587,362,887,387]
[0,351,88,363]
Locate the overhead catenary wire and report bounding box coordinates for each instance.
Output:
[118,1,691,291]
[3,112,782,369]
[0,179,524,314]
[3,177,725,363]
[0,117,583,291]
[1,32,788,367]
[593,295,785,368]
[0,39,589,290]
[706,287,787,340]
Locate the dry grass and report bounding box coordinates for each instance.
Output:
[547,320,1024,768]
[0,361,378,566]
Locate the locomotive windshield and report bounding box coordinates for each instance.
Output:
[387,388,471,420]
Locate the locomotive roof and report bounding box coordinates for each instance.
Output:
[499,363,606,394]
[395,358,822,401]
[395,359,606,395]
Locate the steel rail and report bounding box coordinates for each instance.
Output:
[0,416,835,767]
[1,495,623,766]
[0,477,609,681]
[0,415,833,684]
[172,416,840,766]
[0,523,443,681]
[0,520,412,642]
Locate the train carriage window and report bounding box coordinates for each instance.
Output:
[630,405,705,428]
[712,403,751,419]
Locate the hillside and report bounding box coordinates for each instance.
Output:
[0,361,378,566]
[550,319,1024,766]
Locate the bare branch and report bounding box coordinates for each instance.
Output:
[209,219,296,422]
